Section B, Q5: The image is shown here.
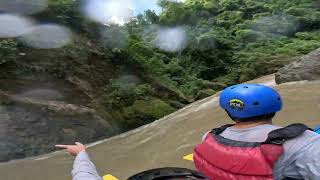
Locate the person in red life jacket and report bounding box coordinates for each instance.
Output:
[193,84,320,180]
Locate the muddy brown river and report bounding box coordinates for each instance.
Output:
[1,75,320,180]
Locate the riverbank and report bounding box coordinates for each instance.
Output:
[1,75,319,180]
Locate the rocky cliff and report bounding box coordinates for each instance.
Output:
[0,84,117,162]
[0,35,181,162]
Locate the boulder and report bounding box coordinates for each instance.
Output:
[196,89,216,100]
[275,48,320,84]
[205,82,227,90]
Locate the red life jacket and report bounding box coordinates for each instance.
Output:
[194,124,308,180]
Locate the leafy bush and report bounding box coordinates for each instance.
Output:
[104,82,155,108]
[0,39,17,65]
[123,98,176,129]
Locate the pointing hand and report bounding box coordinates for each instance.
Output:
[55,142,86,156]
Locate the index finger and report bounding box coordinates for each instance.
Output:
[55,145,69,149]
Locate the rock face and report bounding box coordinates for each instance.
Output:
[0,81,117,162]
[275,48,320,84]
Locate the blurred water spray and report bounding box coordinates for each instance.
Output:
[116,75,142,87]
[0,0,48,15]
[101,26,129,49]
[168,0,186,3]
[0,14,34,38]
[19,24,72,49]
[154,27,187,52]
[250,15,298,37]
[19,89,64,101]
[83,0,135,25]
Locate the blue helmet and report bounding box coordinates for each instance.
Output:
[219,84,282,119]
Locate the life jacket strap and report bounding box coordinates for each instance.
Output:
[211,124,234,135]
[263,123,309,145]
[211,123,309,146]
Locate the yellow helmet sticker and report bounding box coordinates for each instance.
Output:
[229,99,245,110]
